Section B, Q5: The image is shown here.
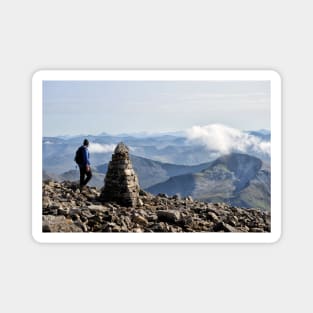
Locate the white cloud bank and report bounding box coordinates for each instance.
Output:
[89,143,116,154]
[186,124,270,157]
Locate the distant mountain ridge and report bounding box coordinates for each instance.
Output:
[44,155,212,189]
[96,155,211,188]
[43,128,270,174]
[147,153,270,211]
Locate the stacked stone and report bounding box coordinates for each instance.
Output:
[100,142,140,207]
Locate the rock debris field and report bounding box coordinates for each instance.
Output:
[42,180,271,233]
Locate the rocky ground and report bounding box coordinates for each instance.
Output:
[42,180,271,233]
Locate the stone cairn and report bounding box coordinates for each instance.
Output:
[100,142,140,207]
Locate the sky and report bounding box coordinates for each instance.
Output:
[43,80,270,136]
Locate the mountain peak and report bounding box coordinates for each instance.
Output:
[147,153,270,210]
[211,153,262,176]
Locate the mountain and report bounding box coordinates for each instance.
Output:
[96,155,211,188]
[42,128,271,210]
[44,154,211,189]
[147,153,270,211]
[42,128,270,174]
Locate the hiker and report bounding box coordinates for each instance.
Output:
[75,139,92,188]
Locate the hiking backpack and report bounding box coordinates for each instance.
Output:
[74,146,84,165]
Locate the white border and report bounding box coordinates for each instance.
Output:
[32,70,282,243]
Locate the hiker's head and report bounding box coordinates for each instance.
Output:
[83,139,89,147]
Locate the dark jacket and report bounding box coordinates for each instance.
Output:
[80,146,90,166]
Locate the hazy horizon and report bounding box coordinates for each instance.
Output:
[43,125,271,138]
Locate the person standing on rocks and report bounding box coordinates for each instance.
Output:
[75,139,92,188]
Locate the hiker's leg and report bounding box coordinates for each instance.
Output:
[79,166,86,187]
[84,169,92,185]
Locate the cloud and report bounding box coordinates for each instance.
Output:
[89,143,116,153]
[186,124,270,157]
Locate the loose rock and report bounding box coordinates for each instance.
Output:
[42,180,271,233]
